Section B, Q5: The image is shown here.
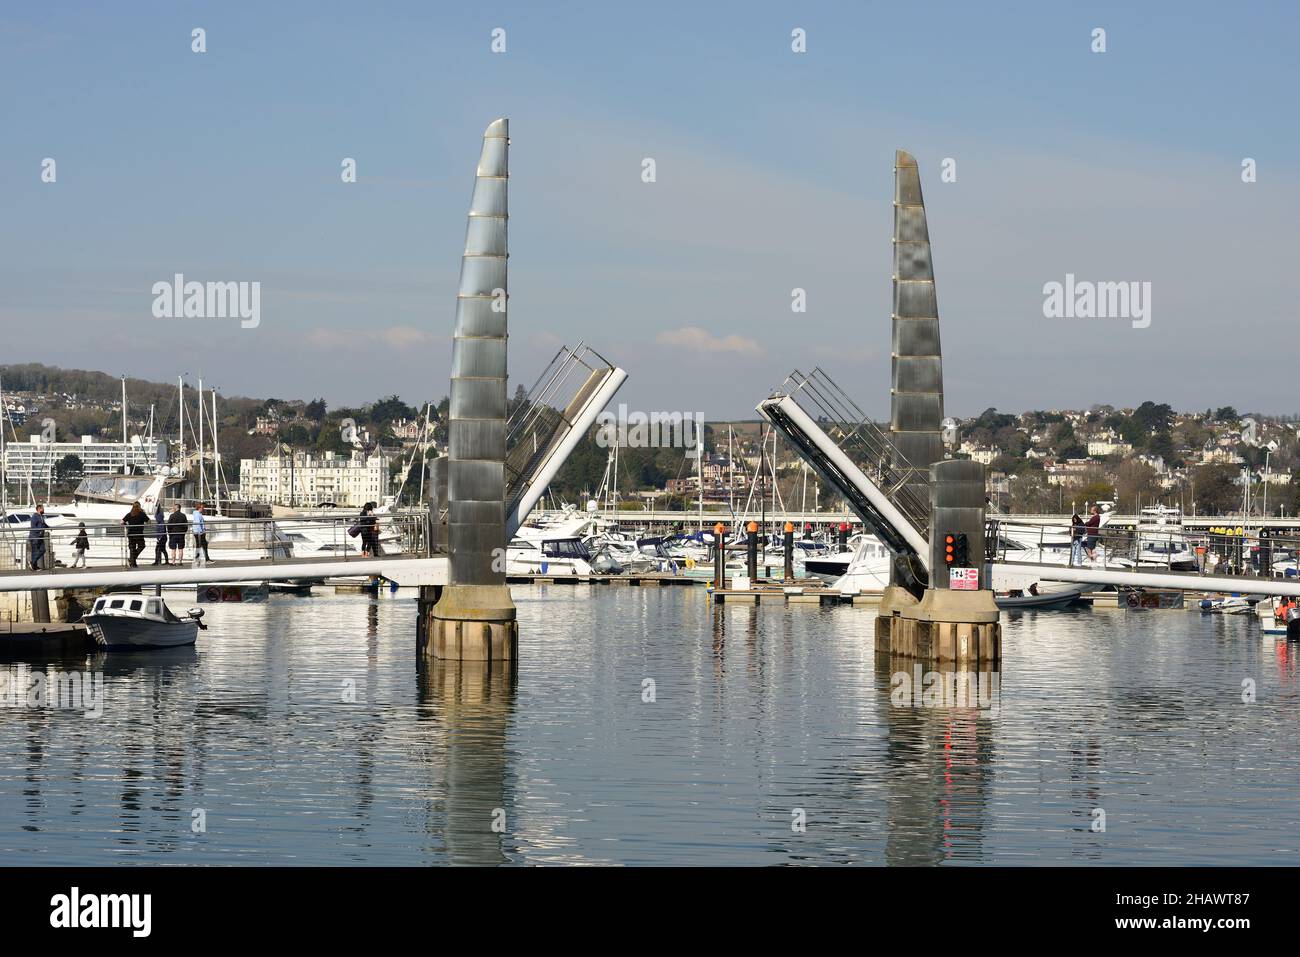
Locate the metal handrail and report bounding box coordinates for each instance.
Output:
[776,367,931,534]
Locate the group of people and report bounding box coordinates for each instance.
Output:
[1069,505,1103,566]
[26,501,214,570]
[119,501,210,568]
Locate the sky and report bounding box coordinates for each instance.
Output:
[2,1,1298,421]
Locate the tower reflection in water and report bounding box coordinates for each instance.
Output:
[417,659,517,865]
[876,649,1000,865]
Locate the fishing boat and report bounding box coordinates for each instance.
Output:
[82,593,206,650]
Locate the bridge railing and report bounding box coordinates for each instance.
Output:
[774,368,931,534]
[0,509,432,572]
[986,517,1300,580]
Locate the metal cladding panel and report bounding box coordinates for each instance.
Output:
[895,152,923,205]
[468,180,507,218]
[448,459,504,502]
[448,419,505,461]
[892,356,943,393]
[464,216,507,256]
[894,204,930,243]
[895,433,942,466]
[892,318,941,359]
[450,500,504,525]
[892,394,943,433]
[454,297,508,338]
[451,522,508,555]
[451,337,507,377]
[932,460,986,507]
[477,134,507,177]
[458,257,507,297]
[450,377,506,419]
[447,118,510,587]
[894,242,933,281]
[894,283,938,320]
[449,548,497,583]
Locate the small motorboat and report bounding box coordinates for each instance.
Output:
[1198,596,1255,615]
[994,583,1087,610]
[83,593,206,650]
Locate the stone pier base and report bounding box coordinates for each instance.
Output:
[421,584,518,662]
[878,587,1001,665]
[874,584,920,656]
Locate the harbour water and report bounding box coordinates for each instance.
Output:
[1,588,1297,866]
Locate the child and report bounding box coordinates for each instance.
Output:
[71,522,90,568]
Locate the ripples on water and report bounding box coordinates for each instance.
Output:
[1,588,1298,865]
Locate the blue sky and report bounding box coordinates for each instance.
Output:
[3,1,1297,419]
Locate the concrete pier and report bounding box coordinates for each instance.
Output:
[878,460,1001,664]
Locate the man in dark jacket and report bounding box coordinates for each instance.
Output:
[28,504,49,570]
[167,504,188,563]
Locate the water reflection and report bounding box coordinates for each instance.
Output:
[0,591,1297,865]
[417,659,517,866]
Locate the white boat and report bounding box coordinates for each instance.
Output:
[1198,595,1255,615]
[82,593,207,650]
[829,536,895,594]
[507,536,598,576]
[806,533,878,583]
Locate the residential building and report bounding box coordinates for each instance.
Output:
[3,435,166,484]
[238,449,392,507]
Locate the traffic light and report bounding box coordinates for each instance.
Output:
[944,534,955,564]
[953,533,969,566]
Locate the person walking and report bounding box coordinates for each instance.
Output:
[1084,504,1102,563]
[71,522,90,568]
[363,502,383,557]
[357,502,377,557]
[122,501,149,567]
[1069,513,1085,567]
[27,504,49,570]
[167,504,187,563]
[152,504,170,565]
[191,502,211,567]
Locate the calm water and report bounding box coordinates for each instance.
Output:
[2,587,1298,866]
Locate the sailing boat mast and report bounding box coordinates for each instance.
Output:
[696,419,704,530]
[197,377,205,501]
[121,375,128,474]
[0,374,6,513]
[177,376,185,479]
[211,387,221,514]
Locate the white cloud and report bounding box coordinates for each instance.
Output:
[656,326,761,356]
[307,325,440,350]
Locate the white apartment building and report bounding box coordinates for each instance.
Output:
[1087,439,1133,456]
[238,450,391,507]
[2,435,166,483]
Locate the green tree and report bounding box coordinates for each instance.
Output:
[1192,463,1241,514]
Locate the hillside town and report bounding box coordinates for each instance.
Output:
[3,366,1297,518]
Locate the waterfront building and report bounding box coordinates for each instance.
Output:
[238,449,391,507]
[2,434,166,484]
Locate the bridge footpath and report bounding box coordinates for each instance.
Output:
[0,554,447,593]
